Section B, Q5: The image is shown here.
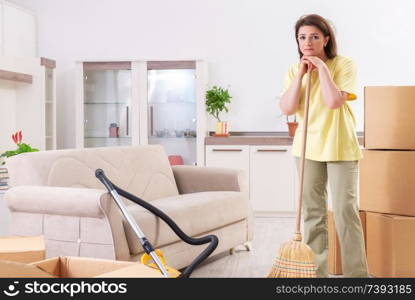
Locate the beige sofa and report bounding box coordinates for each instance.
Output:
[4,145,253,269]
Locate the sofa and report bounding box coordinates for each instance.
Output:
[4,145,253,269]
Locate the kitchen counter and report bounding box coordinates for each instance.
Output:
[205,132,364,146]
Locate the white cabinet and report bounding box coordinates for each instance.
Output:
[250,146,296,213]
[76,61,134,149]
[205,145,250,193]
[76,60,208,166]
[205,145,250,175]
[1,1,37,57]
[42,59,57,150]
[205,144,297,214]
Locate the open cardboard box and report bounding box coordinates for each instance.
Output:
[0,235,45,263]
[0,256,163,278]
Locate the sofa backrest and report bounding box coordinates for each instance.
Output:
[6,145,179,201]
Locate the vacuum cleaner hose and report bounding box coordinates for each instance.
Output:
[96,169,218,278]
[113,185,218,278]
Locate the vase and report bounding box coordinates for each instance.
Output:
[287,122,299,137]
[214,121,230,137]
[109,126,119,138]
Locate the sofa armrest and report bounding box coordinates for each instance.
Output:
[171,165,248,194]
[5,185,132,261]
[5,186,108,218]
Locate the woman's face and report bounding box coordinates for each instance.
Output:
[297,25,329,58]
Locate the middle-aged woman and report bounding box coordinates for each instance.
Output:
[278,14,368,277]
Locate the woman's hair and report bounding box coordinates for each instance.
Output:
[295,14,337,59]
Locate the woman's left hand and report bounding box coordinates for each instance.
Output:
[302,56,327,71]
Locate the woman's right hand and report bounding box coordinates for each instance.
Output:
[298,57,316,77]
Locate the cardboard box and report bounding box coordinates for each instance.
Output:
[328,210,367,275]
[366,212,415,277]
[360,149,415,216]
[0,256,163,278]
[364,86,415,150]
[0,236,45,263]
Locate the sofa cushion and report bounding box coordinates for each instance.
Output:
[123,191,249,255]
[6,145,179,202]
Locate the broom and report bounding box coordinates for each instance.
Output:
[268,65,317,278]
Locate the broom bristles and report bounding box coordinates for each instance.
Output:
[268,233,317,278]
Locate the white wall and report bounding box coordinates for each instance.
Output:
[9,0,415,149]
[0,56,46,153]
[0,81,17,153]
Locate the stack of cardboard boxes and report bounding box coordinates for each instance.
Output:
[328,86,415,277]
[360,86,415,277]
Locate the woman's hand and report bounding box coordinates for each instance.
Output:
[302,56,327,72]
[298,56,318,77]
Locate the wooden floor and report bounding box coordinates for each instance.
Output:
[191,216,300,278]
[191,216,344,278]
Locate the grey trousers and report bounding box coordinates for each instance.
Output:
[295,158,369,277]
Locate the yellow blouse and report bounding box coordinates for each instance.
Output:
[281,55,362,161]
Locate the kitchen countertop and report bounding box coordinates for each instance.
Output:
[205,132,364,146]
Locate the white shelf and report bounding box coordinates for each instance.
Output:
[76,60,208,166]
[0,56,56,153]
[149,136,196,139]
[84,101,128,104]
[84,137,131,139]
[150,101,196,104]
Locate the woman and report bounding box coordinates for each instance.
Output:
[279,14,368,277]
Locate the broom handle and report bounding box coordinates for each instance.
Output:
[295,66,312,236]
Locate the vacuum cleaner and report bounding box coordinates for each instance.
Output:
[95,169,219,278]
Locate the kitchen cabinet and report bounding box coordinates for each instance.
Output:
[76,60,208,166]
[1,1,37,57]
[205,145,250,177]
[205,144,296,214]
[250,146,296,213]
[205,142,364,214]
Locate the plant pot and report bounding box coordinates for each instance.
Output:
[287,122,299,137]
[215,121,229,136]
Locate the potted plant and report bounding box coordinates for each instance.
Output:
[1,131,39,165]
[0,131,39,190]
[205,86,232,136]
[286,114,298,137]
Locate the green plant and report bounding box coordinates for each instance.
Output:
[1,131,39,165]
[205,86,232,122]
